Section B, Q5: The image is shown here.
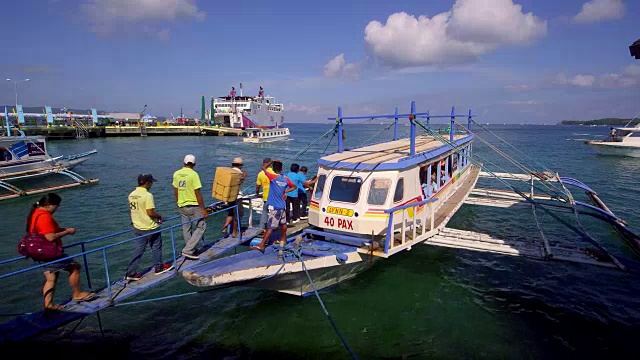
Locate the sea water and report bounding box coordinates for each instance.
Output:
[0,123,639,359]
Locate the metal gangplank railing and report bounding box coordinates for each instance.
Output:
[0,199,259,343]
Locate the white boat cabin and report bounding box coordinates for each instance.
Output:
[308,133,474,240]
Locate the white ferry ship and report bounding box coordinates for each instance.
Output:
[212,86,285,129]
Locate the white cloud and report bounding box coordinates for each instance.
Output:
[285,103,323,115]
[574,0,625,24]
[364,0,546,67]
[555,67,640,88]
[623,64,640,77]
[507,100,541,105]
[570,74,596,87]
[505,84,530,92]
[323,54,360,79]
[554,73,595,87]
[83,0,206,35]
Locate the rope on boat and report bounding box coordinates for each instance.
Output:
[289,245,359,360]
[285,123,339,162]
[469,151,565,202]
[414,121,628,270]
[359,121,396,146]
[468,118,556,175]
[416,120,565,200]
[449,120,568,199]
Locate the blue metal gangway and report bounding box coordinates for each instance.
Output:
[0,200,261,343]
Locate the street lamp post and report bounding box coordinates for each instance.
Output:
[6,78,30,109]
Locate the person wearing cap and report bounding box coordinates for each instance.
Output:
[173,154,208,260]
[221,157,247,238]
[125,174,174,281]
[255,157,276,233]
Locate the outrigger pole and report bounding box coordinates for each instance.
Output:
[327,101,475,154]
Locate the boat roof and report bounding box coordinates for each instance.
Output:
[318,133,473,171]
[614,127,640,131]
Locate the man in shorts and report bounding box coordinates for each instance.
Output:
[255,157,276,234]
[250,159,296,253]
[221,157,247,237]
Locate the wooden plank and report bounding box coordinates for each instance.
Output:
[426,228,617,269]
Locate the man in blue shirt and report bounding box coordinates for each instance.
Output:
[250,160,296,253]
[285,163,305,224]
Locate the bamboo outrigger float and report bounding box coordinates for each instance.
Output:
[0,134,98,200]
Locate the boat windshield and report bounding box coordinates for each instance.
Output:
[313,175,326,200]
[329,176,362,204]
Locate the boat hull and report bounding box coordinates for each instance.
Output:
[586,142,640,157]
[182,240,367,296]
[242,134,290,143]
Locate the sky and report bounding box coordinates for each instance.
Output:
[1,0,639,124]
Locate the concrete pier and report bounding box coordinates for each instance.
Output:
[19,125,247,139]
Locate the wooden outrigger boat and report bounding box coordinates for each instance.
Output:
[183,102,640,296]
[182,104,479,294]
[0,134,98,200]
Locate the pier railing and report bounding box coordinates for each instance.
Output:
[383,198,437,254]
[0,201,254,294]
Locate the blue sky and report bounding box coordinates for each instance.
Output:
[1,0,638,123]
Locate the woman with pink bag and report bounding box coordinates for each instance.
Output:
[25,193,94,311]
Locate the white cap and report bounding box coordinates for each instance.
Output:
[232,157,243,165]
[183,154,196,165]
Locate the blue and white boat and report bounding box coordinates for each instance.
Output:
[586,123,640,157]
[0,135,98,200]
[183,104,479,295]
[183,103,640,296]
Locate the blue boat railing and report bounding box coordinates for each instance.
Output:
[0,199,257,297]
[383,198,438,254]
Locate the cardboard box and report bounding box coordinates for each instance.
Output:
[212,167,242,202]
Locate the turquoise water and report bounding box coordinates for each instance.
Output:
[1,123,639,358]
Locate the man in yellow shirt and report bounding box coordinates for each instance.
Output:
[173,154,208,260]
[255,157,276,232]
[126,174,174,281]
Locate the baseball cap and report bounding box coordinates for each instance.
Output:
[232,157,244,165]
[138,173,156,185]
[262,157,271,164]
[184,154,196,165]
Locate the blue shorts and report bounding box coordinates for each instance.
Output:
[266,209,286,229]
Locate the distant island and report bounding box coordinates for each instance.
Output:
[560,118,640,126]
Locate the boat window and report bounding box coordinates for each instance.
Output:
[452,152,458,173]
[313,175,326,200]
[367,178,390,205]
[329,176,362,203]
[393,178,404,203]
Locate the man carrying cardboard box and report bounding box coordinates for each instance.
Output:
[221,157,247,237]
